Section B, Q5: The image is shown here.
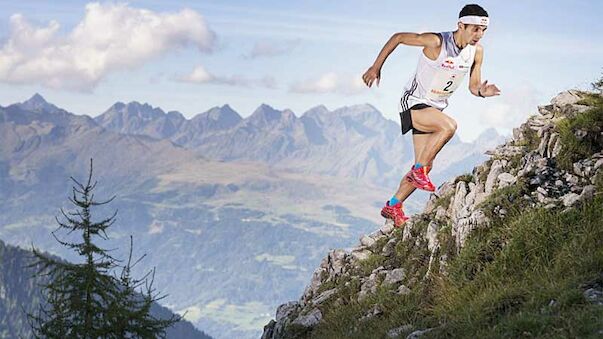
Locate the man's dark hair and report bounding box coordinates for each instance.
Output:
[459,4,488,18]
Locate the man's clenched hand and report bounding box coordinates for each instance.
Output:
[362,66,381,88]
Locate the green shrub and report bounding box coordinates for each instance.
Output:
[454,173,474,185]
[555,93,603,171]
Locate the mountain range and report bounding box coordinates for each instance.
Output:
[92,97,505,188]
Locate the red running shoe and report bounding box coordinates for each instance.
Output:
[405,165,436,192]
[380,201,409,228]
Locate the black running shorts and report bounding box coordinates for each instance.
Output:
[399,103,431,135]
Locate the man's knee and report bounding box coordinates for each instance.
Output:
[441,118,457,138]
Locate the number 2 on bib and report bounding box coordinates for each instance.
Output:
[426,71,465,100]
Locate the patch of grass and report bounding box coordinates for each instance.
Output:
[477,159,493,184]
[576,91,603,107]
[506,151,524,171]
[315,276,340,295]
[476,176,528,221]
[596,169,603,191]
[437,223,457,260]
[356,253,388,277]
[445,221,511,285]
[372,235,390,255]
[454,173,474,185]
[432,191,453,212]
[522,125,541,151]
[285,323,313,339]
[390,219,431,287]
[315,275,362,312]
[310,273,438,339]
[555,93,603,171]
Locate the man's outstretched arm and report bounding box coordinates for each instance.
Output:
[363,32,441,88]
[469,45,501,97]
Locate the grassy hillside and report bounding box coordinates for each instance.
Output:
[273,89,603,338]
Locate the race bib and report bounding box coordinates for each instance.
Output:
[425,68,467,101]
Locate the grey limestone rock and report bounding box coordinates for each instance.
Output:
[397,285,412,295]
[311,288,338,306]
[485,159,504,193]
[360,234,376,247]
[351,249,372,261]
[383,268,406,286]
[406,327,436,339]
[291,308,322,328]
[387,324,414,338]
[561,192,581,207]
[550,89,583,107]
[358,273,379,302]
[276,301,300,322]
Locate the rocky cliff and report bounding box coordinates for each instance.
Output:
[262,88,603,338]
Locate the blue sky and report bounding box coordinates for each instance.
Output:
[0,1,602,141]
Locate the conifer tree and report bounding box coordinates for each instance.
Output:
[24,158,183,338]
[103,235,182,338]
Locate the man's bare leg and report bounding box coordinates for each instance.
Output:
[410,106,457,166]
[392,133,433,202]
[390,106,457,202]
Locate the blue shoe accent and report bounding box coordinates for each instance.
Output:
[389,196,400,205]
[413,163,423,170]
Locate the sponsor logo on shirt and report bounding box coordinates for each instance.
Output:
[431,89,452,95]
[441,59,455,70]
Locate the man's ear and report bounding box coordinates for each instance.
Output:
[457,22,464,31]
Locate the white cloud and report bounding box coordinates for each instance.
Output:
[181,65,214,83]
[0,2,216,91]
[478,84,541,129]
[245,39,300,59]
[290,72,365,95]
[178,65,277,88]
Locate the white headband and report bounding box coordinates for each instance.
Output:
[459,15,489,26]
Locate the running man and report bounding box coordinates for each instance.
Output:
[362,4,500,228]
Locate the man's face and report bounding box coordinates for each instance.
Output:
[460,23,487,45]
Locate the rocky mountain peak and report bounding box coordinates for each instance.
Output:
[166,110,185,120]
[99,101,166,121]
[304,105,329,115]
[111,102,126,110]
[19,93,57,112]
[301,105,330,124]
[248,104,294,126]
[334,103,380,119]
[206,104,241,122]
[124,101,166,120]
[192,104,242,131]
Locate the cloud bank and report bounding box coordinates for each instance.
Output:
[0,2,216,91]
[245,39,300,59]
[178,65,277,89]
[290,72,365,95]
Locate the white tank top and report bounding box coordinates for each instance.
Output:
[399,31,476,112]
